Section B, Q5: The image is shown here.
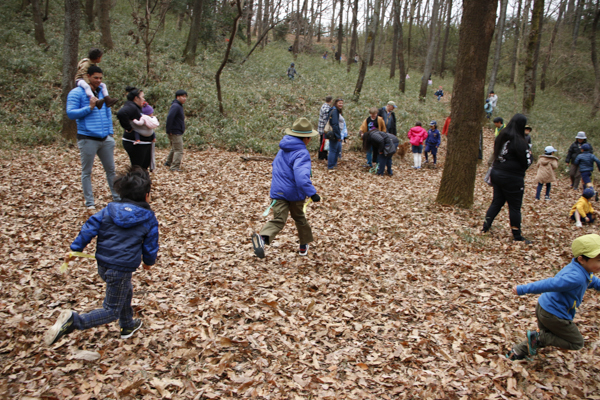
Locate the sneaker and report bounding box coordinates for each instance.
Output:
[164,161,171,167]
[527,330,540,355]
[95,98,105,109]
[120,319,143,339]
[87,205,96,213]
[506,348,526,361]
[328,169,336,173]
[362,164,372,168]
[576,220,583,228]
[104,96,119,108]
[252,233,265,258]
[544,196,551,201]
[45,310,75,346]
[170,168,182,172]
[299,244,309,256]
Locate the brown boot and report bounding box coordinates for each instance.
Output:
[95,98,105,109]
[104,96,119,108]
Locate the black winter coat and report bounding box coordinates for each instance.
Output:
[566,140,593,163]
[166,99,186,135]
[378,107,397,136]
[368,130,400,156]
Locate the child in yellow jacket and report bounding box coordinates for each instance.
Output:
[570,188,599,228]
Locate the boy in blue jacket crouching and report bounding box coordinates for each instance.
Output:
[507,234,600,360]
[45,166,159,346]
[252,118,321,258]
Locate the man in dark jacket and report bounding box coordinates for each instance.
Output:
[165,89,187,172]
[252,118,321,258]
[378,101,397,136]
[566,131,593,190]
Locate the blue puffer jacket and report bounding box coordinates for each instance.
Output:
[574,151,600,173]
[66,87,114,138]
[70,200,159,272]
[269,135,317,202]
[517,258,600,320]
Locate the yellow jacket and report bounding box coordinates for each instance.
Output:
[570,197,594,217]
[359,116,386,133]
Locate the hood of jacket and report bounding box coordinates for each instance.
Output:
[539,155,558,164]
[279,135,307,152]
[408,126,428,145]
[107,200,154,229]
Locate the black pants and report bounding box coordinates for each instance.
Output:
[484,169,525,230]
[123,140,152,170]
[318,134,328,160]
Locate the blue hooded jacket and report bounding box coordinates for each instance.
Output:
[574,150,600,173]
[269,135,317,202]
[66,87,114,139]
[425,129,441,147]
[71,200,159,272]
[517,258,600,320]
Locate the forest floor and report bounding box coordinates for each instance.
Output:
[2,129,600,399]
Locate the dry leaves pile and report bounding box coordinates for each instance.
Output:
[2,130,600,399]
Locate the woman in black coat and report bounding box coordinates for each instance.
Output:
[482,114,532,242]
[362,129,398,176]
[117,87,155,170]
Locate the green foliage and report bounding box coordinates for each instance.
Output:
[273,23,289,42]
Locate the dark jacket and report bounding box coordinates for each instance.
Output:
[329,107,342,140]
[378,107,397,136]
[70,200,159,272]
[574,151,600,173]
[117,101,154,142]
[566,140,592,163]
[270,135,317,202]
[66,87,114,139]
[368,130,400,156]
[166,99,185,135]
[425,129,441,147]
[493,137,532,177]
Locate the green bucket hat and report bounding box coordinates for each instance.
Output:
[572,234,600,258]
[285,117,319,138]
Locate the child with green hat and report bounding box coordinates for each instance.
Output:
[507,234,600,360]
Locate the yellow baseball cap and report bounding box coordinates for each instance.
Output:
[572,234,600,258]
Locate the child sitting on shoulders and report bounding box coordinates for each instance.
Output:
[507,234,600,360]
[44,166,159,346]
[535,146,558,200]
[570,188,599,228]
[574,143,600,189]
[75,48,118,109]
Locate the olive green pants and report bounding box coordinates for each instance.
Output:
[514,302,584,356]
[259,199,313,245]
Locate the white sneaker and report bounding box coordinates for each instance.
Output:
[299,244,309,256]
[576,221,583,228]
[87,206,96,213]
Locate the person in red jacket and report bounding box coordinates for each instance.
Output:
[407,122,428,169]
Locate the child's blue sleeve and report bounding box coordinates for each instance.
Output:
[517,273,581,295]
[142,217,159,266]
[70,209,105,252]
[589,275,600,291]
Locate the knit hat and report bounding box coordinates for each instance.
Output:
[141,103,154,115]
[582,143,592,152]
[572,234,600,258]
[583,187,596,199]
[576,131,587,139]
[544,146,557,154]
[285,117,318,138]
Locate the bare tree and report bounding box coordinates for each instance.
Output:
[541,0,566,90]
[522,0,545,114]
[98,0,114,49]
[591,0,600,116]
[369,0,383,65]
[572,0,584,49]
[182,0,205,65]
[354,0,381,100]
[406,0,417,74]
[336,0,344,63]
[347,0,359,71]
[439,0,452,77]
[216,0,245,116]
[61,0,80,140]
[436,0,498,207]
[246,0,253,46]
[31,0,47,45]
[395,0,407,92]
[390,0,400,78]
[509,0,523,87]
[330,0,337,42]
[254,0,262,37]
[487,0,508,93]
[85,0,95,29]
[419,0,440,99]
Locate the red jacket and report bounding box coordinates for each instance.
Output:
[407,126,428,146]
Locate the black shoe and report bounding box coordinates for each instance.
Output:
[506,348,526,361]
[252,233,265,258]
[299,244,309,256]
[45,310,75,346]
[95,98,105,109]
[120,319,143,339]
[164,161,171,167]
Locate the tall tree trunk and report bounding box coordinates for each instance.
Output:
[406,0,417,73]
[246,0,253,46]
[85,0,95,29]
[21,0,31,12]
[31,0,47,44]
[307,0,315,46]
[369,0,383,66]
[390,0,400,78]
[43,0,49,21]
[566,0,576,24]
[572,0,583,49]
[216,0,244,116]
[509,0,523,87]
[590,1,600,116]
[522,0,545,114]
[261,0,270,48]
[336,0,344,63]
[540,0,566,90]
[439,0,452,77]
[98,0,113,50]
[419,0,440,99]
[436,0,498,207]
[330,0,337,42]
[396,0,406,91]
[488,0,508,93]
[183,0,205,65]
[293,0,301,55]
[254,0,262,37]
[317,0,322,41]
[433,0,446,73]
[354,0,381,100]
[347,0,359,71]
[61,0,80,140]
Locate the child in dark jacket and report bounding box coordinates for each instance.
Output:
[424,120,441,165]
[252,118,321,258]
[45,166,159,346]
[574,143,600,189]
[362,129,399,176]
[507,234,600,360]
[566,132,592,190]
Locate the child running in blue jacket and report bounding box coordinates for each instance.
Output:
[424,121,441,165]
[507,234,600,360]
[574,143,600,190]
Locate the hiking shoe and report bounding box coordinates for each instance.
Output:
[576,220,583,228]
[104,96,119,108]
[120,319,143,339]
[299,244,309,256]
[544,195,551,201]
[164,161,171,167]
[506,348,526,361]
[252,233,265,259]
[45,310,75,346]
[95,98,105,109]
[527,330,540,355]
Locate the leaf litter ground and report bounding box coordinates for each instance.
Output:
[1,130,600,399]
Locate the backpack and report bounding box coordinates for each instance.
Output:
[383,132,400,157]
[324,109,335,139]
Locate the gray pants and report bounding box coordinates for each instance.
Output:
[513,302,584,356]
[259,199,313,245]
[166,134,184,169]
[569,163,581,190]
[77,136,120,207]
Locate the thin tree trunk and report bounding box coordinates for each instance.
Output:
[354,0,381,100]
[488,0,508,93]
[396,0,406,91]
[439,0,452,77]
[347,0,359,71]
[369,0,383,66]
[406,0,416,73]
[436,0,498,207]
[317,0,322,41]
[590,1,600,116]
[330,0,337,42]
[261,0,270,48]
[390,0,400,78]
[293,0,301,55]
[61,0,80,140]
[336,0,344,63]
[509,0,523,87]
[85,0,95,29]
[246,0,253,46]
[43,0,49,21]
[254,0,262,37]
[242,17,283,63]
[99,0,113,50]
[522,0,545,114]
[308,0,315,46]
[419,0,440,99]
[540,0,566,90]
[572,0,583,49]
[183,0,204,65]
[433,0,446,73]
[216,0,244,116]
[31,0,47,45]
